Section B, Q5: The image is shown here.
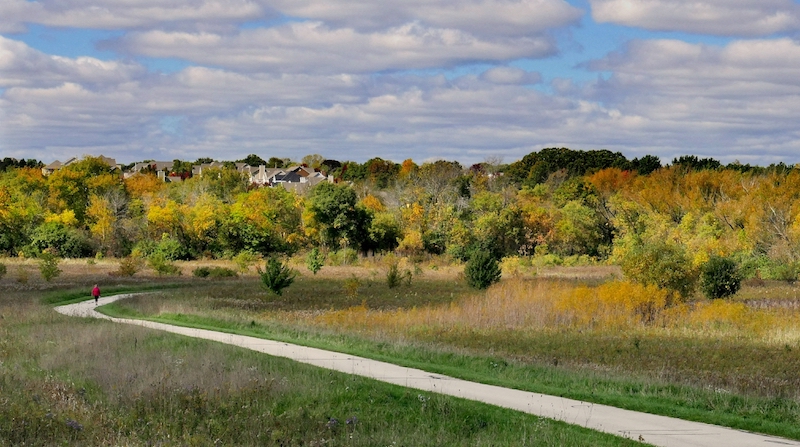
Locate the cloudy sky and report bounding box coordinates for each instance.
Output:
[2,0,800,166]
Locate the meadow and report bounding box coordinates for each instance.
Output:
[5,256,800,444]
[0,258,644,446]
[98,256,800,439]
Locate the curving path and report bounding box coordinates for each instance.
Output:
[57,294,800,447]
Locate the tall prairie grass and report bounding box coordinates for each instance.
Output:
[309,278,800,342]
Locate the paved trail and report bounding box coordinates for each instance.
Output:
[56,294,800,447]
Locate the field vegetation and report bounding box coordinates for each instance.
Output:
[82,257,800,441]
[1,260,646,446]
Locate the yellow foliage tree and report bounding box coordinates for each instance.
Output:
[86,194,116,247]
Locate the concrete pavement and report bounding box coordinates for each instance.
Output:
[56,294,800,447]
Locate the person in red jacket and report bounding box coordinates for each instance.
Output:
[92,284,100,305]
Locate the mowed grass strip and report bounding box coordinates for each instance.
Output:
[2,290,641,446]
[95,275,800,440]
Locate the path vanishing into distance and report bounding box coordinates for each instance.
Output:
[56,294,800,447]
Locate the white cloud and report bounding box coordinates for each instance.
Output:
[108,22,557,74]
[0,0,581,35]
[0,0,266,31]
[582,38,800,162]
[480,66,542,84]
[0,36,145,88]
[5,30,800,167]
[271,0,583,36]
[590,0,800,36]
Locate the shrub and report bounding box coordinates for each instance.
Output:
[343,275,361,297]
[193,266,211,277]
[38,250,61,282]
[386,262,401,288]
[233,250,260,272]
[193,266,238,278]
[700,256,742,299]
[147,253,181,276]
[15,265,28,284]
[111,256,143,277]
[154,235,191,261]
[620,241,697,301]
[257,257,296,296]
[770,262,799,284]
[0,263,6,280]
[328,248,358,266]
[465,251,502,290]
[305,248,325,275]
[28,222,93,258]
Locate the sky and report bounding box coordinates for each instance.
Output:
[2,0,800,167]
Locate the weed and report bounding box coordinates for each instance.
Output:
[343,275,362,297]
[16,264,28,283]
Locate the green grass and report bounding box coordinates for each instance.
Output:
[40,282,192,306]
[94,277,800,441]
[2,276,644,446]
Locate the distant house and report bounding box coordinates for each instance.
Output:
[120,160,333,188]
[42,155,118,176]
[125,161,174,179]
[191,161,227,177]
[273,166,331,192]
[41,158,77,176]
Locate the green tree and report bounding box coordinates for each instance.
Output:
[367,212,402,252]
[238,154,266,166]
[38,250,61,281]
[305,247,325,275]
[258,256,296,296]
[47,156,120,223]
[221,187,303,255]
[308,182,371,251]
[464,251,502,289]
[620,240,697,301]
[700,256,742,299]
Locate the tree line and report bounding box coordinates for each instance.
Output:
[2,149,800,295]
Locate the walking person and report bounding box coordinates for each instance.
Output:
[92,284,101,305]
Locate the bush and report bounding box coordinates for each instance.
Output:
[343,275,361,297]
[328,248,358,266]
[465,251,502,290]
[305,248,325,275]
[700,256,742,299]
[193,266,238,278]
[257,257,296,296]
[111,256,143,277]
[154,235,191,261]
[386,262,401,288]
[620,241,697,301]
[770,262,799,284]
[38,250,61,282]
[193,266,211,277]
[147,253,181,276]
[233,250,260,272]
[29,222,93,258]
